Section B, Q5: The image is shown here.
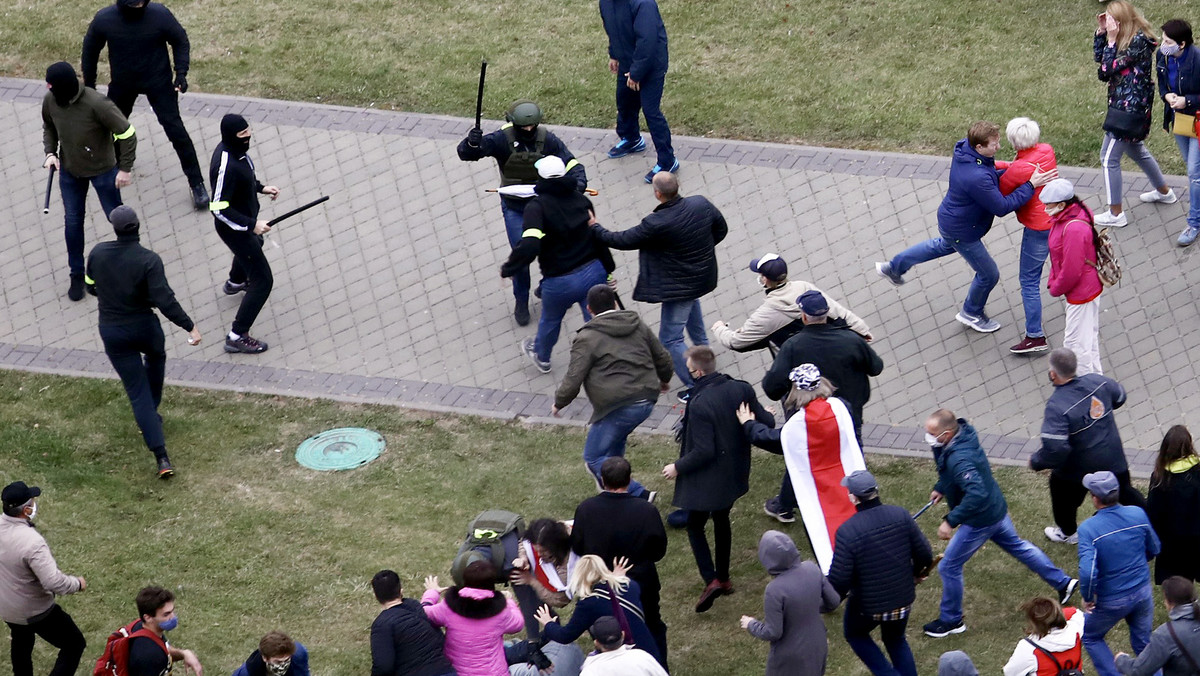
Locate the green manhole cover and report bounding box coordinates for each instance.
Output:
[295,428,385,471]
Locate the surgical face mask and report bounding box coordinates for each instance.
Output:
[26,502,37,520]
[1162,44,1181,57]
[265,659,291,676]
[925,432,944,448]
[158,616,179,632]
[1045,204,1065,217]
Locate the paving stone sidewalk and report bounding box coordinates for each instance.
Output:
[3,76,1197,476]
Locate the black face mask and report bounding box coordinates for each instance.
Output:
[229,135,251,155]
[46,62,80,107]
[220,113,251,156]
[117,0,147,20]
[514,126,537,145]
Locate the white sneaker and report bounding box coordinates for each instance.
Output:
[1139,188,1178,204]
[1094,210,1128,228]
[1044,526,1079,545]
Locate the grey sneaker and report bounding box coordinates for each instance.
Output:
[222,279,247,295]
[875,261,905,286]
[1179,226,1200,248]
[520,337,551,374]
[955,311,1001,333]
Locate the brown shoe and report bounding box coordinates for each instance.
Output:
[1009,335,1049,354]
[695,580,726,613]
[719,580,734,594]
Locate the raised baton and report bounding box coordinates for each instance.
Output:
[267,196,330,227]
[475,60,488,130]
[42,166,56,214]
[912,499,936,519]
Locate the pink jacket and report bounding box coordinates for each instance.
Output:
[420,588,524,676]
[1047,202,1103,304]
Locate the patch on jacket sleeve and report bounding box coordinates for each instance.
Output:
[1089,396,1105,420]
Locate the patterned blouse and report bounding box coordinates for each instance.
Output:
[1094,31,1158,140]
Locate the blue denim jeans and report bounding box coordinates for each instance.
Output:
[843,609,917,676]
[659,299,708,387]
[500,200,531,302]
[583,400,654,498]
[615,69,675,169]
[1175,134,1200,230]
[937,514,1069,624]
[1018,228,1050,338]
[60,166,123,276]
[534,259,607,362]
[890,236,999,318]
[1083,585,1154,676]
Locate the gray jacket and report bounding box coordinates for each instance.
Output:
[1116,604,1200,676]
[745,531,839,676]
[0,514,82,624]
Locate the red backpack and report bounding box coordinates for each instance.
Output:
[93,620,168,676]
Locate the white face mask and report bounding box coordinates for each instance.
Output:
[1045,204,1066,217]
[925,432,944,448]
[26,502,37,520]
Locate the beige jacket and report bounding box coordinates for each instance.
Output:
[0,514,82,624]
[712,279,871,350]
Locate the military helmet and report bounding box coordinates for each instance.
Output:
[506,100,543,126]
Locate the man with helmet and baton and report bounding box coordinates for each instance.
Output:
[458,96,589,327]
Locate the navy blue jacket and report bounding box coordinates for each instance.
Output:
[1033,374,1128,481]
[1156,45,1200,132]
[599,0,669,82]
[1078,504,1160,602]
[932,420,1008,528]
[827,499,933,615]
[541,580,661,664]
[936,139,1034,242]
[592,195,727,303]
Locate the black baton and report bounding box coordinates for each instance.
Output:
[42,166,56,214]
[267,196,330,227]
[475,60,488,129]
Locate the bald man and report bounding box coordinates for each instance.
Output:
[590,173,727,402]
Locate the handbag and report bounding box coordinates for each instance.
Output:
[1173,111,1199,139]
[1103,106,1149,139]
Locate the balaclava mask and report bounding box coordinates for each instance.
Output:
[220,114,251,155]
[117,0,148,21]
[46,62,80,107]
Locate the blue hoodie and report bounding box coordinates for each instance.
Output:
[936,139,1035,243]
[932,419,1008,528]
[599,0,669,83]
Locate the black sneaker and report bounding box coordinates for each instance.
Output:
[676,388,692,404]
[156,456,175,479]
[1059,578,1079,605]
[191,182,210,211]
[533,281,542,300]
[222,279,247,295]
[224,335,269,354]
[666,509,689,529]
[514,299,531,326]
[519,337,551,374]
[763,496,796,523]
[923,618,966,638]
[67,274,85,301]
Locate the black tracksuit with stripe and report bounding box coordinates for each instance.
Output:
[210,142,272,335]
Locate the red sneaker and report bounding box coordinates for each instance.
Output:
[1009,336,1048,354]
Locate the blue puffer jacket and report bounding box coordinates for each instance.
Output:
[936,139,1034,243]
[1078,504,1160,602]
[599,0,669,82]
[827,499,933,614]
[932,420,1008,528]
[592,195,728,304]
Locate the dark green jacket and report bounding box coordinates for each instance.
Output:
[42,86,136,177]
[555,310,673,423]
[932,420,1008,528]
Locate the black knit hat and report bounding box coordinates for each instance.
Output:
[109,205,140,234]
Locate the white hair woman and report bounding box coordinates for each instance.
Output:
[995,118,1057,355]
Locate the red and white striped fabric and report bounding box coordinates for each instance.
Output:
[521,540,567,592]
[780,396,866,573]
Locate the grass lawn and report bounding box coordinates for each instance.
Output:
[0,368,1165,675]
[0,0,1195,173]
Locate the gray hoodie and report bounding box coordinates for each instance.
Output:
[745,530,839,676]
[555,310,674,423]
[1115,603,1200,676]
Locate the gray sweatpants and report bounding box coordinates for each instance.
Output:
[1100,132,1167,207]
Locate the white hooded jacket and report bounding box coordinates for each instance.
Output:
[1003,606,1085,676]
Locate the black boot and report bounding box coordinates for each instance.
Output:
[67,274,85,301]
[191,183,210,211]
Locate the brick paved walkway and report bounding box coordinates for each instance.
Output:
[3,76,1196,476]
